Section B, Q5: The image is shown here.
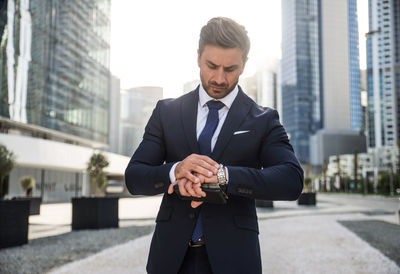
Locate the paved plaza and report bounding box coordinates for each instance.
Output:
[1,194,399,274]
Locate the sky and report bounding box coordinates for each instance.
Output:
[110,0,369,99]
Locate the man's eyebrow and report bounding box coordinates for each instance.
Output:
[205,60,238,70]
[225,64,239,70]
[206,60,217,67]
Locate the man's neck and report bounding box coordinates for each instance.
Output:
[198,84,239,109]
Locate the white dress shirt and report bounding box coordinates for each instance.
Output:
[169,84,238,183]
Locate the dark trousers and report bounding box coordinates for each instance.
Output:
[178,246,213,274]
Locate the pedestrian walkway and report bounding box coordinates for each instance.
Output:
[28,196,163,239]
[49,213,400,274]
[22,194,400,273]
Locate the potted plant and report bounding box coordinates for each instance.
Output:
[20,176,35,197]
[72,152,119,230]
[297,177,317,206]
[14,176,42,215]
[0,144,30,248]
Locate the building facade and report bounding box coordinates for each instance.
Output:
[326,145,398,193]
[366,0,400,148]
[1,0,111,144]
[119,86,163,157]
[281,0,363,164]
[281,0,323,163]
[0,0,129,202]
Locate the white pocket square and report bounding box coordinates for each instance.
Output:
[233,130,250,135]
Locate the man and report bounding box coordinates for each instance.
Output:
[125,17,303,274]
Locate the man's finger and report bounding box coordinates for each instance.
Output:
[175,154,219,181]
[191,201,203,208]
[178,178,190,196]
[192,157,219,175]
[183,171,201,184]
[192,182,206,197]
[167,183,175,194]
[184,181,199,197]
[195,154,219,170]
[189,164,215,178]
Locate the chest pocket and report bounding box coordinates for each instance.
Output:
[224,130,260,164]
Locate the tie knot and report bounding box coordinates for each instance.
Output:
[206,100,225,110]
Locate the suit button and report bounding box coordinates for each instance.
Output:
[189,213,195,219]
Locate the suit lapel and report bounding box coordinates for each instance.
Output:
[211,88,252,161]
[181,87,200,153]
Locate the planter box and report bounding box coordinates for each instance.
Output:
[0,200,29,248]
[72,197,119,230]
[14,197,42,215]
[255,200,274,208]
[297,192,316,206]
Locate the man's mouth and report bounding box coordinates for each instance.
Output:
[210,84,226,92]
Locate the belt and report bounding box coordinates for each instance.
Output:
[189,237,205,247]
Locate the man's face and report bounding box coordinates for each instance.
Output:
[198,45,247,99]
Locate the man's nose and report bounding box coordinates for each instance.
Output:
[214,68,226,84]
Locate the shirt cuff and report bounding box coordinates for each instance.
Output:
[169,162,180,183]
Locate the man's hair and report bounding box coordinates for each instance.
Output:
[199,17,250,60]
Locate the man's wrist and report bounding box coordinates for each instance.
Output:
[169,162,180,183]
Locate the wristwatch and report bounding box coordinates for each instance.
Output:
[217,164,227,185]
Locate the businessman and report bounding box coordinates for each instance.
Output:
[125,17,303,274]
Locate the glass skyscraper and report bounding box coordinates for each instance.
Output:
[348,0,363,131]
[0,0,120,202]
[281,0,322,163]
[281,0,363,164]
[367,0,400,148]
[0,0,111,145]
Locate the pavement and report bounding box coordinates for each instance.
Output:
[28,196,162,240]
[25,194,400,273]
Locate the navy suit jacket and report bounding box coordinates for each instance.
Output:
[125,87,303,274]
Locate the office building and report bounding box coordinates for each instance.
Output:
[256,60,279,110]
[281,0,365,165]
[366,0,400,148]
[108,75,121,154]
[239,60,279,110]
[281,0,322,163]
[0,0,129,202]
[119,86,163,157]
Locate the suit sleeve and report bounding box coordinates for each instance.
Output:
[226,110,304,201]
[124,100,175,196]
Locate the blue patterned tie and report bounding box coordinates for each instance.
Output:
[192,100,225,242]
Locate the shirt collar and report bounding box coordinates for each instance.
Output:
[198,84,238,109]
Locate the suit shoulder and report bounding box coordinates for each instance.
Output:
[248,101,279,120]
[239,89,278,118]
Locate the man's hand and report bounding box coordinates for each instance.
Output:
[167,177,206,198]
[167,180,204,208]
[175,154,219,183]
